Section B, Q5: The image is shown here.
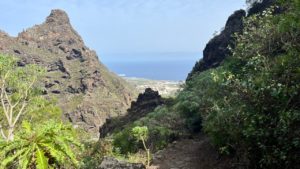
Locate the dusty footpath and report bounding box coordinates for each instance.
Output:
[149,135,233,169]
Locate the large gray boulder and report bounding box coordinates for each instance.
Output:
[99,157,146,169]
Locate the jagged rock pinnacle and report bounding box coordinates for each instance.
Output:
[46,9,70,25]
[0,8,136,136]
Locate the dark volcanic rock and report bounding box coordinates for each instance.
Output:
[66,48,85,62]
[187,0,276,80]
[129,88,163,113]
[187,10,245,80]
[99,157,145,169]
[14,49,21,54]
[248,0,276,16]
[100,88,164,138]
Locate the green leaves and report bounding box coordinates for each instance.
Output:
[132,126,149,142]
[0,121,82,169]
[131,126,151,166]
[36,147,48,169]
[176,1,300,168]
[0,54,61,142]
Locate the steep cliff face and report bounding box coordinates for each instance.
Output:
[187,0,276,80]
[187,10,245,80]
[0,9,137,136]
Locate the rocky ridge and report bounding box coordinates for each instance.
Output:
[187,0,276,80]
[0,9,137,136]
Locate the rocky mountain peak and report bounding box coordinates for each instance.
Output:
[0,9,137,137]
[18,9,82,46]
[46,9,70,25]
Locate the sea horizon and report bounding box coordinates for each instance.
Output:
[102,52,202,81]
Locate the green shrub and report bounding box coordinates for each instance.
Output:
[113,128,137,154]
[112,106,184,155]
[132,126,151,166]
[0,121,82,169]
[81,140,109,169]
[181,2,300,168]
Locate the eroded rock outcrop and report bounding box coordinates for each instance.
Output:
[0,9,137,137]
[100,88,164,138]
[187,0,276,80]
[187,10,245,81]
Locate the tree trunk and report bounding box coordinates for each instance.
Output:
[146,148,150,167]
[7,127,14,141]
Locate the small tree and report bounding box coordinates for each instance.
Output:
[132,126,150,167]
[0,54,58,141]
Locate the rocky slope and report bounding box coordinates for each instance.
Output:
[0,9,137,136]
[100,88,164,138]
[187,0,275,80]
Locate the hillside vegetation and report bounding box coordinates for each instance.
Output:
[177,0,300,168]
[0,0,299,168]
[103,0,300,168]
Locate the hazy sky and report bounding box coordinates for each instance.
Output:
[0,0,246,61]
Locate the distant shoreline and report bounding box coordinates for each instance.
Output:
[123,76,184,83]
[122,76,183,97]
[103,55,198,81]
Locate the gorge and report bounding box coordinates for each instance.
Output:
[0,0,299,169]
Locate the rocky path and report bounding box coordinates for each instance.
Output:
[149,135,233,169]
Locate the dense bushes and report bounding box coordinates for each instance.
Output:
[111,105,186,155]
[177,1,300,168]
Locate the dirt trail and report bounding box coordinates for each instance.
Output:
[149,135,233,169]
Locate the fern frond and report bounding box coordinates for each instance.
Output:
[1,148,27,167]
[39,143,65,164]
[54,136,79,166]
[18,147,32,169]
[36,146,49,169]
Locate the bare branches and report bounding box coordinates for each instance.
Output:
[13,102,27,127]
[0,55,42,141]
[0,125,7,140]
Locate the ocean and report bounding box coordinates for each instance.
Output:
[102,53,201,81]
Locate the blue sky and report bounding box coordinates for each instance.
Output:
[0,0,246,62]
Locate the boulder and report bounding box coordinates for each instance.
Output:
[98,157,145,169]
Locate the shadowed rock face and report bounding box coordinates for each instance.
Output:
[100,88,164,138]
[187,0,276,80]
[0,9,137,137]
[129,88,163,113]
[187,9,246,81]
